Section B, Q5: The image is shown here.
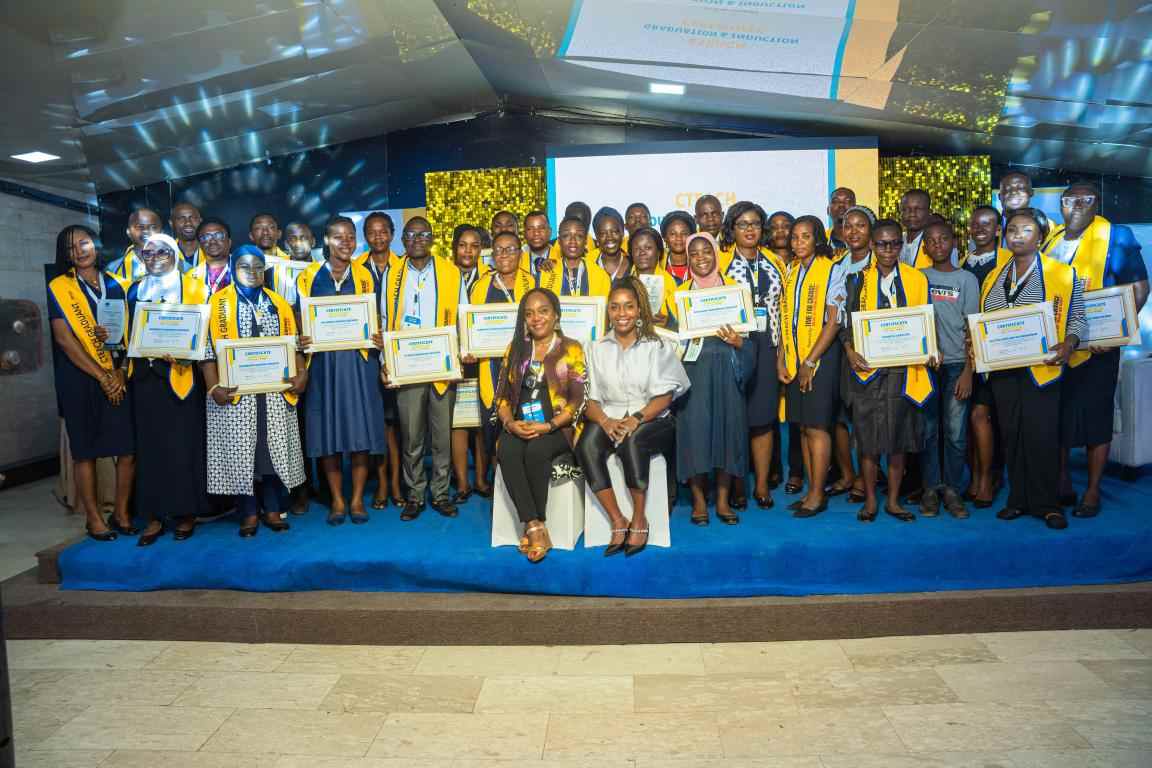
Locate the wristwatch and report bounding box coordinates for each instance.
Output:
[802,359,818,369]
[631,410,645,423]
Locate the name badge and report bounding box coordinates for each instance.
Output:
[683,337,704,363]
[520,400,546,423]
[402,313,421,329]
[754,306,768,333]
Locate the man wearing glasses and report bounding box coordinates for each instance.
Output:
[1042,182,1149,519]
[380,217,467,520]
[107,207,164,283]
[188,218,233,296]
[170,203,204,268]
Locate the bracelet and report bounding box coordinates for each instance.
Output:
[207,384,222,396]
[802,359,818,369]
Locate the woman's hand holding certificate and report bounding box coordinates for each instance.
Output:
[300,294,378,353]
[674,286,756,339]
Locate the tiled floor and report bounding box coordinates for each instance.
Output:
[3,478,1151,766]
[6,631,1151,767]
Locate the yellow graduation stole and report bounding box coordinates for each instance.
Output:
[519,249,558,276]
[48,271,122,372]
[831,246,850,264]
[908,235,932,269]
[111,246,145,283]
[126,274,207,399]
[853,265,934,406]
[979,255,1075,388]
[188,260,232,295]
[210,285,299,405]
[297,261,375,361]
[780,256,835,379]
[1040,216,1112,368]
[383,257,463,394]
[538,258,612,297]
[179,246,207,269]
[471,269,535,409]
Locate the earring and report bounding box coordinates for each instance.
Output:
[636,318,644,328]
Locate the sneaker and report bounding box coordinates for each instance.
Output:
[919,488,940,517]
[942,487,968,519]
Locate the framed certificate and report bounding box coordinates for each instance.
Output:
[968,302,1058,374]
[127,302,210,360]
[458,304,518,358]
[851,304,939,368]
[381,326,463,387]
[1081,285,1140,348]
[673,285,756,339]
[215,336,297,395]
[301,293,378,353]
[452,378,482,428]
[559,295,606,343]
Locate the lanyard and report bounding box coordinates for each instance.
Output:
[206,264,230,294]
[493,273,515,303]
[1004,256,1038,306]
[327,262,351,293]
[564,262,585,296]
[791,260,809,334]
[880,269,899,305]
[77,272,105,304]
[601,255,625,281]
[527,334,558,401]
[239,289,268,327]
[366,259,383,286]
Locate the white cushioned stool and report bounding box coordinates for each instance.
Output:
[491,463,585,550]
[584,454,671,548]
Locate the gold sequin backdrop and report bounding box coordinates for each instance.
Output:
[879,155,992,242]
[425,167,547,256]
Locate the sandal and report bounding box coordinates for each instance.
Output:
[754,494,774,509]
[1045,510,1069,530]
[730,495,748,510]
[605,527,629,557]
[847,490,866,504]
[784,478,804,495]
[793,500,828,518]
[826,481,853,497]
[690,509,710,526]
[1073,501,1100,518]
[857,505,878,523]
[370,496,390,510]
[716,510,740,525]
[624,527,649,557]
[523,521,551,563]
[885,505,916,522]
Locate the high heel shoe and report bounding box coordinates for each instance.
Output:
[86,525,117,542]
[624,527,649,557]
[604,527,629,557]
[137,524,165,547]
[107,515,139,536]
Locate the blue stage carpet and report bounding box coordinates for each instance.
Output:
[59,456,1152,597]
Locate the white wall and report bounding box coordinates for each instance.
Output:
[0,185,98,468]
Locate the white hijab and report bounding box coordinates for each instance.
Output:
[136,233,183,302]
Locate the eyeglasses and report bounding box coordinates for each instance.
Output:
[492,246,520,256]
[1061,194,1096,207]
[874,239,903,250]
[141,248,174,260]
[198,231,228,243]
[733,220,762,231]
[403,230,434,240]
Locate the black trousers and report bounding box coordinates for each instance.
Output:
[988,368,1062,516]
[496,431,571,523]
[576,418,676,493]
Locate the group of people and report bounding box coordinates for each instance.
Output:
[49,173,1148,561]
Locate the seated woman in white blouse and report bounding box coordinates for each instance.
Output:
[576,277,691,557]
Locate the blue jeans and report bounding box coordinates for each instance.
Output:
[923,362,970,491]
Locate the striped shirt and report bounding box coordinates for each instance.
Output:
[981,255,1088,341]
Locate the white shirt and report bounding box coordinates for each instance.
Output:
[584,334,691,419]
[400,259,437,328]
[1055,236,1081,265]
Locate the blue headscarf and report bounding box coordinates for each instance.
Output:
[592,206,624,235]
[230,244,267,301]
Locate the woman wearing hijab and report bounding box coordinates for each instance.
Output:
[124,233,209,543]
[203,245,308,536]
[296,215,385,525]
[47,224,135,541]
[778,216,848,518]
[493,288,588,563]
[673,232,755,526]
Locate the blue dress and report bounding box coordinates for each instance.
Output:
[301,266,386,457]
[675,337,755,481]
